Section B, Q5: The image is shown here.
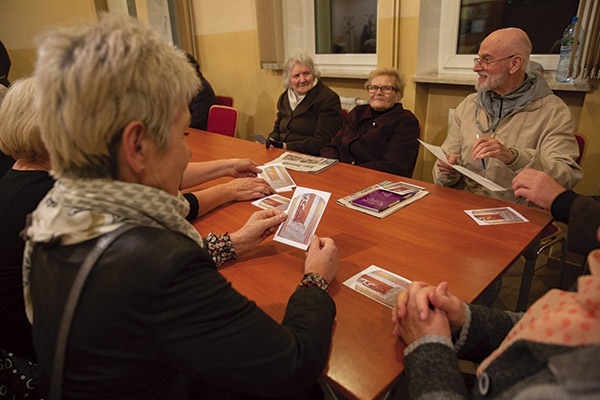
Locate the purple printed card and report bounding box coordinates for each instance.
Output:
[350,189,406,212]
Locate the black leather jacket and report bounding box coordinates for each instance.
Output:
[30,226,336,399]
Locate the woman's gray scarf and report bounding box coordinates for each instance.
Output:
[22,178,204,322]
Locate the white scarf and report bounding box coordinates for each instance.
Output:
[287,77,318,111]
[22,178,204,322]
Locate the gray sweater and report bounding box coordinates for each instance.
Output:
[403,304,600,399]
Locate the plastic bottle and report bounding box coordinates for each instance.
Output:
[556,17,579,83]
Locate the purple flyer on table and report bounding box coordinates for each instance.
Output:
[350,189,406,212]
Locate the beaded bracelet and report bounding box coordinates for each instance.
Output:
[205,232,236,267]
[296,272,329,292]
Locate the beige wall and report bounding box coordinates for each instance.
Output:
[194,29,284,139]
[0,0,96,80]
[577,89,600,194]
[1,0,598,192]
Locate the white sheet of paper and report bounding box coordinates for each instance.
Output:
[418,139,507,192]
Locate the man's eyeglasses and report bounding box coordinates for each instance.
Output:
[473,55,516,68]
[366,85,397,94]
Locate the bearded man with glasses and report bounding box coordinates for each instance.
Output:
[433,27,582,204]
[320,67,420,177]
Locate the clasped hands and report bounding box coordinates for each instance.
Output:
[392,281,466,345]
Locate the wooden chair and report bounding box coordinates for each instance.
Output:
[206,105,238,137]
[215,95,234,107]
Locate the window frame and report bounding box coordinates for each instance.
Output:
[282,0,377,78]
[435,0,560,75]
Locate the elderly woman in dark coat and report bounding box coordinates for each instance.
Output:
[266,54,342,156]
[320,67,420,177]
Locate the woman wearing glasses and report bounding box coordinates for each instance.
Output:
[320,67,420,177]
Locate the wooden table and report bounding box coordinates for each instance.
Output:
[186,130,552,400]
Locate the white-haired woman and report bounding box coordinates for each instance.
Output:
[25,16,338,400]
[266,54,342,156]
[320,67,420,177]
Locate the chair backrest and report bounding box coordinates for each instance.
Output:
[215,95,234,107]
[206,105,238,137]
[574,132,586,165]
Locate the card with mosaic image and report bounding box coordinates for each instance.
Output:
[273,187,331,250]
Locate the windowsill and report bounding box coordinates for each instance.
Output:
[412,73,594,92]
[317,64,374,79]
[320,70,370,79]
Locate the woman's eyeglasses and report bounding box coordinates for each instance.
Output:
[366,85,397,94]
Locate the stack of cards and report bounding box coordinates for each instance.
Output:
[258,164,296,192]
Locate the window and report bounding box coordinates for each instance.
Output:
[314,0,377,54]
[96,0,195,55]
[420,0,581,75]
[457,0,578,55]
[282,0,378,78]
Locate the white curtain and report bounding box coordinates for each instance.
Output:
[573,0,600,80]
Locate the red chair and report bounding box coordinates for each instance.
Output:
[215,95,234,107]
[574,132,585,165]
[206,105,238,137]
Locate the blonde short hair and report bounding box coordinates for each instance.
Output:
[34,15,200,179]
[365,67,406,98]
[0,78,48,163]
